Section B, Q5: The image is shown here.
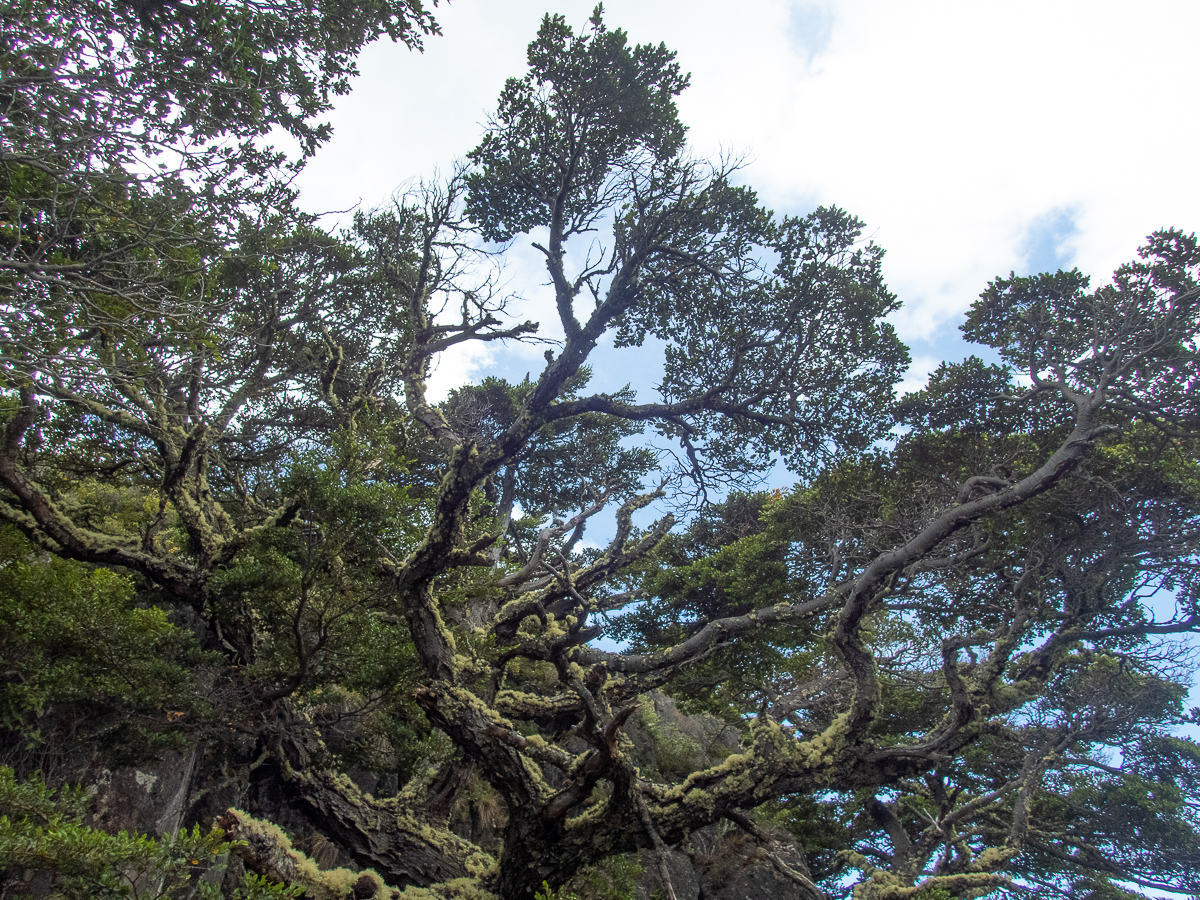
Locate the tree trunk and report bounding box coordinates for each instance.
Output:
[275,732,493,888]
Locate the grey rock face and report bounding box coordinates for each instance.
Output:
[692,829,817,900]
[635,849,701,900]
[87,743,199,838]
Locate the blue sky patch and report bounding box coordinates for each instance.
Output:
[787,2,834,66]
[1019,207,1079,275]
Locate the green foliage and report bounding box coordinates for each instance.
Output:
[650,203,909,478]
[632,706,704,781]
[612,490,830,720]
[4,3,1200,899]
[964,230,1200,426]
[442,369,656,516]
[467,8,688,242]
[208,420,436,775]
[5,0,439,157]
[754,794,853,884]
[0,765,297,899]
[534,882,573,900]
[1010,737,1200,898]
[464,12,907,489]
[533,857,642,900]
[0,527,207,761]
[560,854,642,900]
[1,0,439,484]
[896,355,1026,434]
[619,379,1200,893]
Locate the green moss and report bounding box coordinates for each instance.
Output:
[396,878,497,900]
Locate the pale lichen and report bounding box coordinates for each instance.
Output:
[219,809,390,899]
[394,878,497,900]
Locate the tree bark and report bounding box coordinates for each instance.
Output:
[275,733,493,889]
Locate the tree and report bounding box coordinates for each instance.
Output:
[3,7,1200,900]
[1,0,439,360]
[0,0,440,629]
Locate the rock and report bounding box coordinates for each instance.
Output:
[693,828,816,900]
[635,849,701,900]
[623,692,741,783]
[705,856,809,900]
[87,743,199,838]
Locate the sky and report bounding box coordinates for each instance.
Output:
[291,0,1200,406]
[290,2,1200,686]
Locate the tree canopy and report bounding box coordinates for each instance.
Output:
[2,7,1200,900]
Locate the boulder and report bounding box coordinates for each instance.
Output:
[87,743,199,838]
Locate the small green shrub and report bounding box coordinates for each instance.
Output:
[0,766,297,900]
[535,854,644,900]
[568,854,642,900]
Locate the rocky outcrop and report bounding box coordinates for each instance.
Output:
[87,744,200,838]
[690,829,821,900]
[623,692,741,783]
[619,695,821,900]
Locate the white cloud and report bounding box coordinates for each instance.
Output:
[423,339,496,403]
[896,354,943,398]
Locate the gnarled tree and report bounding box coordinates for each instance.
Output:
[2,8,1199,900]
